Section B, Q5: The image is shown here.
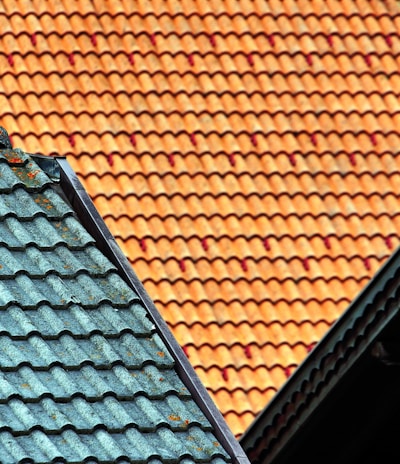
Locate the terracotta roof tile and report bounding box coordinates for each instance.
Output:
[4,0,400,437]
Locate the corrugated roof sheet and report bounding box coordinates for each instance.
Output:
[2,0,400,436]
[0,145,232,464]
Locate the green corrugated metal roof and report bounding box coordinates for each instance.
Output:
[0,143,233,463]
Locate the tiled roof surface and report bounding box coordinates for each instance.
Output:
[0,146,231,463]
[1,0,400,436]
[241,245,400,463]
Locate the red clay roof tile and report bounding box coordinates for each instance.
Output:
[3,0,400,437]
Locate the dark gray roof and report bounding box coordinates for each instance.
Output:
[0,146,243,464]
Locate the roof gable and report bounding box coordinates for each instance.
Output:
[0,141,242,463]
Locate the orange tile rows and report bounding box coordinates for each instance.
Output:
[2,0,400,436]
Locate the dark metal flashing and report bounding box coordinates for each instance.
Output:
[240,243,400,463]
[30,153,61,182]
[56,157,250,464]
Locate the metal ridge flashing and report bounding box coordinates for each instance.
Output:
[56,157,250,464]
[240,242,400,462]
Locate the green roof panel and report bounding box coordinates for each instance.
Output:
[0,144,233,464]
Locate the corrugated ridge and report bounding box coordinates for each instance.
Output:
[2,69,400,79]
[102,211,400,221]
[2,50,400,59]
[7,109,400,119]
[150,296,353,306]
[0,10,396,18]
[4,90,400,99]
[1,30,399,39]
[128,256,388,265]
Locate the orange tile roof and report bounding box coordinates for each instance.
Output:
[2,0,400,437]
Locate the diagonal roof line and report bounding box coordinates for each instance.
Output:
[240,240,400,462]
[56,156,250,464]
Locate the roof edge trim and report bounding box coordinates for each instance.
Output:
[240,242,400,461]
[56,157,250,464]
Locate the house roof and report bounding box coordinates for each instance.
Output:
[240,238,400,464]
[2,0,400,436]
[0,138,247,463]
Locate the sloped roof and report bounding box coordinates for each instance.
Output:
[2,0,400,436]
[0,140,246,463]
[240,242,400,464]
